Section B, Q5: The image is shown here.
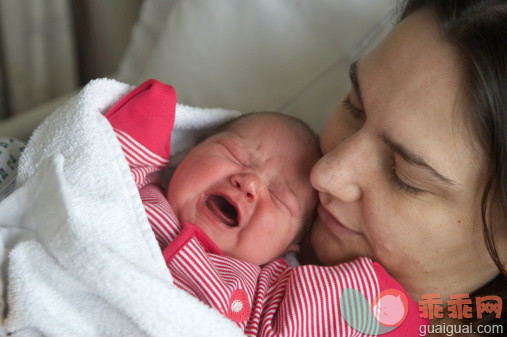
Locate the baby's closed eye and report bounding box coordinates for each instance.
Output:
[269,185,299,217]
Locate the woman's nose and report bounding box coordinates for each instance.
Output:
[230,173,261,201]
[310,134,366,202]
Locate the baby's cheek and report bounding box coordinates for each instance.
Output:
[166,177,187,220]
[291,216,309,245]
[166,181,176,205]
[165,190,179,219]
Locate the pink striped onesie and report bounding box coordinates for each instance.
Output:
[105,79,429,336]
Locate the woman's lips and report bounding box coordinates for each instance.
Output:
[317,204,361,236]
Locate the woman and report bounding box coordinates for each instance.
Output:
[305,0,506,334]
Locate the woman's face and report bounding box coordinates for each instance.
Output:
[310,10,503,296]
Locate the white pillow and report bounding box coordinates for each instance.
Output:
[117,0,395,132]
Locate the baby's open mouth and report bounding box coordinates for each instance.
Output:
[205,195,238,227]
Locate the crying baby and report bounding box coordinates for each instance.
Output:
[105,79,320,325]
[167,111,320,265]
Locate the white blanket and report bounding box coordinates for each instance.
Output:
[0,79,243,336]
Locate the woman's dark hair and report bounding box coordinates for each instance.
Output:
[400,0,506,334]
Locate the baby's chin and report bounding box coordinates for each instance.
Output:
[216,243,286,266]
[165,193,289,266]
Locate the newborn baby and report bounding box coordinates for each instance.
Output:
[106,79,320,327]
[167,110,319,265]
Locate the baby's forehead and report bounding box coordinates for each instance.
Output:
[226,113,319,218]
[228,113,319,160]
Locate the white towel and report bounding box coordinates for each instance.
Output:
[0,78,243,336]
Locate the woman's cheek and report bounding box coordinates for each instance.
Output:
[361,193,403,257]
[365,195,429,266]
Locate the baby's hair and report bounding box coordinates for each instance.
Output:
[218,111,320,152]
[195,111,320,160]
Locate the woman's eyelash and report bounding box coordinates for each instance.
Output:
[388,165,423,195]
[343,94,366,121]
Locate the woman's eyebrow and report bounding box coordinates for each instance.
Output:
[349,61,364,106]
[379,134,456,187]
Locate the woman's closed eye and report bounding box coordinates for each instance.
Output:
[342,94,427,196]
[389,167,424,195]
[343,94,366,123]
[388,156,426,196]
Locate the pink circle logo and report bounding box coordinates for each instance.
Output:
[371,289,409,327]
[341,288,409,335]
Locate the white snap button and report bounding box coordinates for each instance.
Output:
[231,300,243,312]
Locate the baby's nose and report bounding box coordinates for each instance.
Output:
[230,173,261,200]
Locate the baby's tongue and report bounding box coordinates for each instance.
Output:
[205,195,238,227]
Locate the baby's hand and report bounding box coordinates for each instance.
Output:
[105,79,176,159]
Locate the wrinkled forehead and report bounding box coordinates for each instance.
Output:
[228,113,319,204]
